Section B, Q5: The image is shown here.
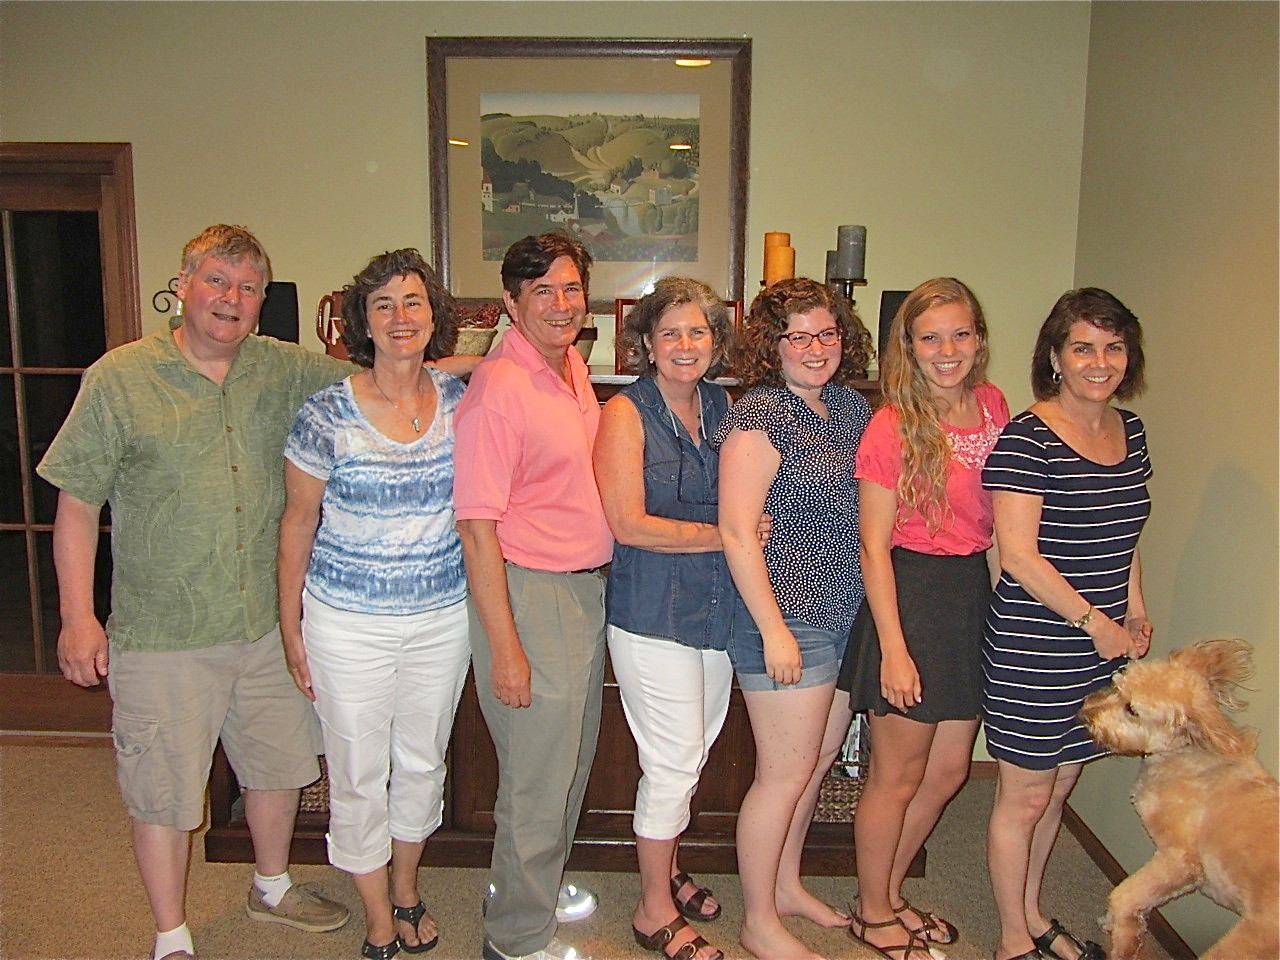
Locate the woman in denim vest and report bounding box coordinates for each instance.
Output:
[593,277,740,960]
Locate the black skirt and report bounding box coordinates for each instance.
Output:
[837,547,989,722]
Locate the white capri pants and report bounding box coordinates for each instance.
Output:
[303,591,470,875]
[607,624,733,839]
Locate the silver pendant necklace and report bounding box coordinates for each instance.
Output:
[371,371,425,432]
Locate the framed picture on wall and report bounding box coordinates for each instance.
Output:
[427,37,751,312]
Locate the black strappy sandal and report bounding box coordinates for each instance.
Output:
[361,939,401,960]
[1033,918,1106,960]
[391,900,439,954]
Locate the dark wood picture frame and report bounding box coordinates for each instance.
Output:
[426,37,751,310]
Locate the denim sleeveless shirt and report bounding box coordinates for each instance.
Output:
[605,375,736,650]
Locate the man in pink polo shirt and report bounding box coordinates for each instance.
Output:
[455,234,613,960]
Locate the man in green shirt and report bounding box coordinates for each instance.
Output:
[38,225,354,960]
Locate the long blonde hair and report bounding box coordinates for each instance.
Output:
[882,278,989,532]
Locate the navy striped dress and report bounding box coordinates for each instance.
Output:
[981,409,1152,769]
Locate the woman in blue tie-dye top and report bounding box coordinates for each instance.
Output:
[279,248,468,960]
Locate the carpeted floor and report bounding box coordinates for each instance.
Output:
[0,739,1168,960]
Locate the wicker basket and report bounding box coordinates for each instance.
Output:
[814,769,866,823]
[299,756,330,814]
[454,326,499,356]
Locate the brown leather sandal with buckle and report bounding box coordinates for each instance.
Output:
[633,915,723,960]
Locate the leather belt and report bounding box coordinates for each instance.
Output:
[565,563,610,576]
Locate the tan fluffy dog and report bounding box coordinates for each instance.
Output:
[1079,638,1279,960]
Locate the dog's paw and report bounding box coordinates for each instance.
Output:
[1108,922,1148,960]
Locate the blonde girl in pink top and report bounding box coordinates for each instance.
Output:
[837,278,1009,960]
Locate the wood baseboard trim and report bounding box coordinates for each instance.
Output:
[1061,803,1196,960]
[0,732,112,747]
[969,759,998,779]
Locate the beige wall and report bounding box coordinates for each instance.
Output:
[4,1,1275,952]
[1,0,1090,398]
[1070,2,1279,953]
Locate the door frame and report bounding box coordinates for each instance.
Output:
[0,142,139,733]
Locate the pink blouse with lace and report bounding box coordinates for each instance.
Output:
[855,380,1010,556]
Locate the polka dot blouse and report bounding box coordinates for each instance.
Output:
[712,383,871,632]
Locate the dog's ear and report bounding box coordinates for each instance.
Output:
[1184,683,1256,757]
[1169,638,1253,712]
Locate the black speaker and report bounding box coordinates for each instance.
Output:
[258,281,299,342]
[878,290,909,361]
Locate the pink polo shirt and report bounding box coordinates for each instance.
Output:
[454,326,613,572]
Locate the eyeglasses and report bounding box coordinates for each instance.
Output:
[778,327,842,349]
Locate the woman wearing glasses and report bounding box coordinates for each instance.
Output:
[713,278,874,960]
[594,277,740,960]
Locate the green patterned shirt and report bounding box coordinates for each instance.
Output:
[38,330,353,651]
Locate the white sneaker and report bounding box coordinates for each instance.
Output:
[483,882,599,923]
[481,936,591,960]
[555,883,599,923]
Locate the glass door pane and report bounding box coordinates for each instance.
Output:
[1,206,107,677]
[12,211,106,367]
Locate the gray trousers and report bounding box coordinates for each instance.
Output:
[470,563,607,956]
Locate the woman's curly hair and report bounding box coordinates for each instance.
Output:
[617,276,735,377]
[735,277,873,390]
[341,248,457,368]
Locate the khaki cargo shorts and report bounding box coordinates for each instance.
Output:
[107,625,322,830]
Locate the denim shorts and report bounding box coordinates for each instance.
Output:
[727,597,848,692]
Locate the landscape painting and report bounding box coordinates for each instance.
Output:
[478,91,700,263]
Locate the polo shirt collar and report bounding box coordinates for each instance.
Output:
[502,324,588,386]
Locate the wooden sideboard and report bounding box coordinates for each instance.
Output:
[205,372,914,876]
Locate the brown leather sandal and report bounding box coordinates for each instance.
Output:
[670,871,721,922]
[893,897,958,945]
[848,912,936,960]
[633,915,723,960]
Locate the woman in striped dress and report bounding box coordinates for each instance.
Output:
[982,288,1153,960]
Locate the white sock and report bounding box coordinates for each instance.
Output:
[153,923,194,960]
[253,870,293,908]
